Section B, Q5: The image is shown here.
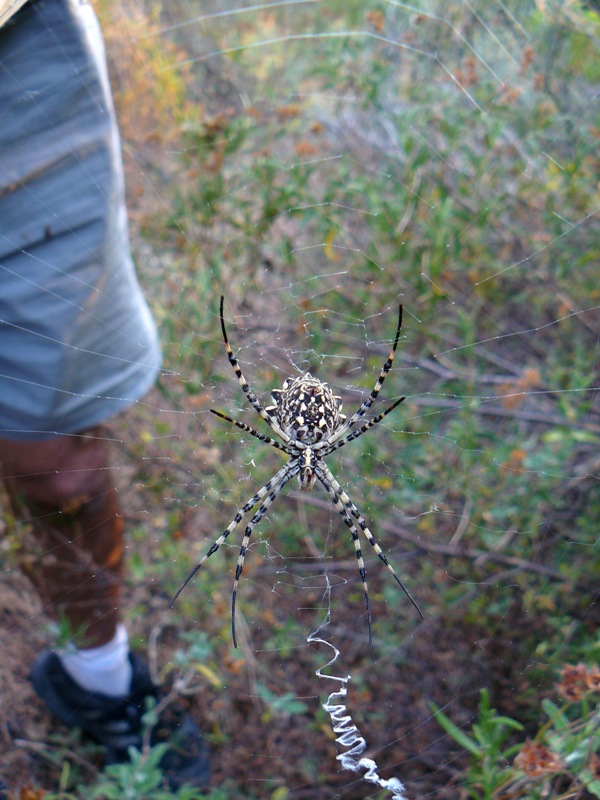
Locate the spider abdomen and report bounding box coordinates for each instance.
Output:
[268,372,346,445]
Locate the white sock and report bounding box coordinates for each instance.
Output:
[59,623,133,697]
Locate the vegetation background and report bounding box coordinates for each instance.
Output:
[1,0,598,798]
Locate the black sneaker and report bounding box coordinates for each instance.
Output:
[30,651,211,791]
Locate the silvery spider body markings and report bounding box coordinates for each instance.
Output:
[171,296,423,647]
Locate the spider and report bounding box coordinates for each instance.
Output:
[171,296,423,647]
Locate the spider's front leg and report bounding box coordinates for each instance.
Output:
[210,409,292,454]
[325,394,406,456]
[328,304,404,446]
[219,296,290,442]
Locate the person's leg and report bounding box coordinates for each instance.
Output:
[0,0,210,785]
[0,0,156,701]
[1,429,211,786]
[0,429,123,650]
[0,428,134,697]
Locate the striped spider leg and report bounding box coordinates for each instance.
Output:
[315,462,423,644]
[171,297,422,646]
[171,459,299,647]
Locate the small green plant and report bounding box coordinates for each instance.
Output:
[432,665,600,799]
[44,742,204,800]
[510,664,600,800]
[88,744,179,799]
[431,688,524,799]
[257,682,309,723]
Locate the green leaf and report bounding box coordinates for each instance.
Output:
[429,702,481,756]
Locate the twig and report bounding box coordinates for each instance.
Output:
[379,520,569,581]
[14,738,97,772]
[448,491,473,546]
[409,395,600,432]
[263,492,571,582]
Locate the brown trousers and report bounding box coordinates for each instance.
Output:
[0,429,124,648]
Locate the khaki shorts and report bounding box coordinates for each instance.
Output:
[0,0,161,440]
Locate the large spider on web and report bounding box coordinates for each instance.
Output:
[171,296,423,647]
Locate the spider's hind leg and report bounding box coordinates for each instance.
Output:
[315,467,375,643]
[316,463,423,642]
[170,462,298,640]
[230,463,299,646]
[325,486,374,643]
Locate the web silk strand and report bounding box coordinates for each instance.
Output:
[308,598,409,799]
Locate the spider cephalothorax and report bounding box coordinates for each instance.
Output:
[171,296,423,647]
